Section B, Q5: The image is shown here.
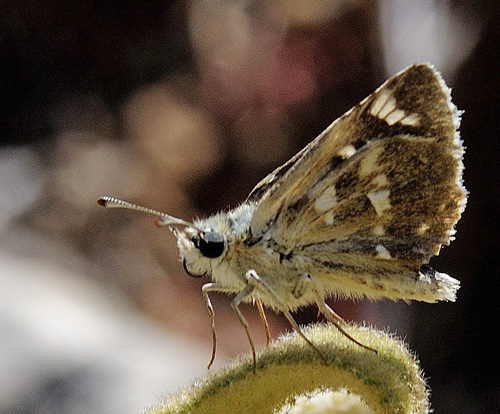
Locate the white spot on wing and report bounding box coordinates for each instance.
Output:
[385,108,407,125]
[367,189,391,215]
[375,244,392,259]
[400,112,420,126]
[324,211,334,225]
[374,90,397,119]
[338,145,356,159]
[370,89,392,117]
[373,225,385,236]
[314,186,337,213]
[370,88,419,126]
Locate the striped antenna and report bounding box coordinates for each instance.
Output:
[98,196,196,228]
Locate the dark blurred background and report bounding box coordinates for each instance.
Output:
[0,1,498,413]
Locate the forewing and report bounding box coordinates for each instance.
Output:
[248,63,466,267]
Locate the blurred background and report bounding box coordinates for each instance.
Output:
[0,0,498,413]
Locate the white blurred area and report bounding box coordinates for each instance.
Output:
[0,250,213,414]
[379,0,481,77]
[0,1,481,413]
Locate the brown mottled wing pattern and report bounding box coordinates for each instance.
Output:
[248,63,466,299]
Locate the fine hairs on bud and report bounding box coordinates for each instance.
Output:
[145,323,430,414]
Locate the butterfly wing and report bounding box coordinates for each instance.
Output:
[248,63,466,301]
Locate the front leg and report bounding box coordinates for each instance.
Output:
[202,283,240,369]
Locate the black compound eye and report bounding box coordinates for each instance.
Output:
[197,230,225,258]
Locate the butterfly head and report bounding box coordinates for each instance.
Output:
[173,203,256,278]
[174,225,227,278]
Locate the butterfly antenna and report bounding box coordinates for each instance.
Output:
[98,196,195,228]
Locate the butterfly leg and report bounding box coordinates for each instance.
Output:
[303,274,377,353]
[202,282,241,369]
[320,301,376,352]
[230,283,259,373]
[245,270,328,365]
[255,298,271,346]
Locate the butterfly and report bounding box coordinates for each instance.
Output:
[99,63,466,372]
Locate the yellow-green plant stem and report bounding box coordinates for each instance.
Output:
[146,323,429,414]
